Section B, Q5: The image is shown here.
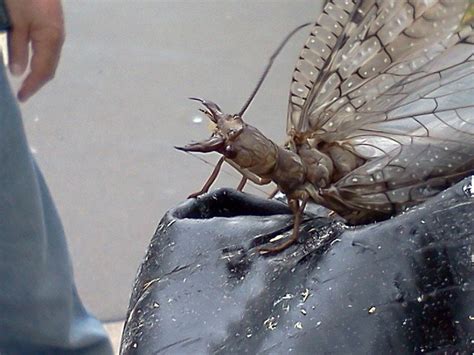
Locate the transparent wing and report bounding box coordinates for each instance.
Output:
[325,26,474,214]
[287,0,469,135]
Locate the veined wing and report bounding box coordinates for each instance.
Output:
[287,0,469,136]
[326,25,474,214]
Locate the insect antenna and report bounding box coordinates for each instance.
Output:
[237,22,312,117]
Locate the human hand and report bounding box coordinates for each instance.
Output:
[5,0,64,102]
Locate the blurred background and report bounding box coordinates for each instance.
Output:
[9,0,322,348]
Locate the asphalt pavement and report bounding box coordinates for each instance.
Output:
[12,0,322,321]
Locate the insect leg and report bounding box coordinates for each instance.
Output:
[225,159,272,186]
[259,194,309,254]
[236,177,247,192]
[267,187,280,199]
[188,156,225,198]
[237,170,278,198]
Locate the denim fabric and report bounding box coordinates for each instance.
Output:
[0,65,113,354]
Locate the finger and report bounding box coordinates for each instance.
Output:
[17,28,64,102]
[8,26,29,76]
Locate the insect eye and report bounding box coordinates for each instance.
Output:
[224,145,237,158]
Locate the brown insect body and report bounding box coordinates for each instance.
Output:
[178,0,474,251]
[178,102,305,194]
[179,103,386,225]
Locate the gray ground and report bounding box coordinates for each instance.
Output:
[12,0,321,321]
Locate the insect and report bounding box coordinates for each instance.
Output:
[177,0,474,253]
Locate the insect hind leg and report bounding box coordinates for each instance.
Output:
[258,193,309,254]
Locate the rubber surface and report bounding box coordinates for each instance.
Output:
[121,177,474,354]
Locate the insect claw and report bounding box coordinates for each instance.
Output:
[189,97,223,122]
[198,108,213,119]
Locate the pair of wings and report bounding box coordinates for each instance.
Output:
[288,0,474,209]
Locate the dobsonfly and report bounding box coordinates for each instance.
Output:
[177,0,474,253]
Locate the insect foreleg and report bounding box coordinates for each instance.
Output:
[188,156,225,198]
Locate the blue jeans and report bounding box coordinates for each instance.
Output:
[0,65,113,354]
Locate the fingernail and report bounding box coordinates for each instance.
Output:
[10,63,23,76]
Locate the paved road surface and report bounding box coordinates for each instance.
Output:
[12,0,322,321]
